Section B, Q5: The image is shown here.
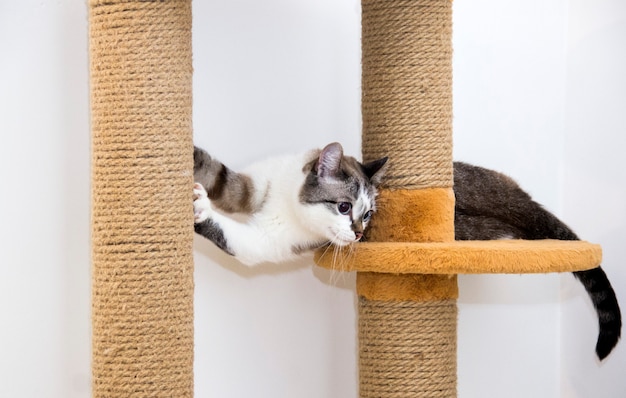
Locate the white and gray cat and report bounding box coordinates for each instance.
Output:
[193,142,386,264]
[193,142,621,360]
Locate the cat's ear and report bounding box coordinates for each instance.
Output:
[317,142,343,178]
[362,157,388,185]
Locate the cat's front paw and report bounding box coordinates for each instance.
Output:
[193,183,212,223]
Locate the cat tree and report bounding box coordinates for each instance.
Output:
[315,0,601,397]
[89,0,601,397]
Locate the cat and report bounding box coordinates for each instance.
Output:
[193,142,621,360]
[193,142,387,265]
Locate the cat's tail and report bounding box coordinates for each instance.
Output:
[573,267,622,360]
[535,210,622,360]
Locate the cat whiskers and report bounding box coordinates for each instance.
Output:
[327,236,358,287]
[316,242,341,286]
[330,243,345,286]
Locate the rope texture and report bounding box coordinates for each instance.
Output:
[361,0,453,189]
[90,1,194,396]
[359,297,457,397]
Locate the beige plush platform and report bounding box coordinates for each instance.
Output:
[315,239,602,274]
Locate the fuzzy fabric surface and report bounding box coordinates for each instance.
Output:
[315,239,602,274]
[367,188,455,242]
[356,273,458,301]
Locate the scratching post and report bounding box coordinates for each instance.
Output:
[89,1,194,396]
[359,1,456,396]
[316,0,602,396]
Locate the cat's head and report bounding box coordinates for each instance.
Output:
[300,142,387,246]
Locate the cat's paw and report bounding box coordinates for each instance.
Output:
[193,183,212,223]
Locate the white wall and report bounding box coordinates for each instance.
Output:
[0,1,90,398]
[561,1,626,397]
[1,0,624,397]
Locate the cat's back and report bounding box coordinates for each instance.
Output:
[453,161,531,206]
[454,161,520,192]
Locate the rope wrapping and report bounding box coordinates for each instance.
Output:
[89,1,194,396]
[359,298,457,398]
[358,0,456,396]
[361,0,453,190]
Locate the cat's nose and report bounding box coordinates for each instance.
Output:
[354,232,363,241]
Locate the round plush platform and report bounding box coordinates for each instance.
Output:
[315,239,602,274]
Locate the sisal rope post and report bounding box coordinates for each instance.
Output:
[359,0,456,396]
[89,1,194,396]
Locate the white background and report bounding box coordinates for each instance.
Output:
[1,0,625,397]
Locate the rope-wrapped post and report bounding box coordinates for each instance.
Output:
[359,0,456,396]
[89,1,194,396]
[314,0,601,393]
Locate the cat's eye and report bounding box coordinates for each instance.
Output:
[337,202,352,215]
[363,210,373,222]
